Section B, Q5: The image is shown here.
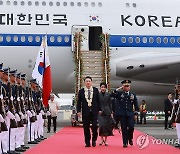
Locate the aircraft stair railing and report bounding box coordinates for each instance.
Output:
[100,33,111,91]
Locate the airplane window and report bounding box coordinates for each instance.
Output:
[63,2,67,6]
[49,1,53,6]
[84,2,88,7]
[0,35,3,42]
[135,37,140,43]
[170,37,175,44]
[13,36,18,42]
[50,36,55,42]
[126,3,130,7]
[70,2,74,6]
[132,3,136,8]
[149,37,154,43]
[142,37,147,43]
[57,36,62,42]
[157,37,161,44]
[28,1,32,6]
[42,1,46,6]
[163,37,168,44]
[35,1,39,6]
[28,64,32,68]
[7,1,10,5]
[98,2,102,7]
[128,37,133,43]
[56,2,60,6]
[28,36,33,42]
[121,37,126,43]
[0,1,3,5]
[13,1,17,5]
[21,36,25,42]
[21,1,25,6]
[64,36,69,43]
[6,36,11,42]
[77,2,81,6]
[35,36,40,42]
[91,2,95,7]
[177,37,180,44]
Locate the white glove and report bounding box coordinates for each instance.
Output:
[7,111,15,119]
[27,110,32,118]
[15,113,21,122]
[0,114,5,123]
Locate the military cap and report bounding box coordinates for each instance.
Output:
[3,68,10,73]
[121,80,131,86]
[21,73,26,79]
[30,79,37,83]
[0,63,3,71]
[9,69,17,76]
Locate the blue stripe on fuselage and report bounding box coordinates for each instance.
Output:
[0,33,180,48]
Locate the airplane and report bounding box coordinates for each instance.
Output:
[0,0,180,110]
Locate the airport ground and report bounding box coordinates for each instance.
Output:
[23,117,178,153]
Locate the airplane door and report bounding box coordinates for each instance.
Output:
[71,25,89,51]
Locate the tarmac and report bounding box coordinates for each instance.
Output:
[23,119,179,152]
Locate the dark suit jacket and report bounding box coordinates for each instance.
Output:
[164,98,172,112]
[99,92,112,116]
[111,91,139,116]
[77,87,101,119]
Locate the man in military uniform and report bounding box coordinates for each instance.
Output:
[0,63,9,154]
[111,80,139,148]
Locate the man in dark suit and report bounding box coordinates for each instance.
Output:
[164,93,173,129]
[111,80,139,148]
[77,76,102,147]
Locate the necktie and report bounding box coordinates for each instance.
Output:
[88,90,91,100]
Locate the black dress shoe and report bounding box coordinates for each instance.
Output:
[47,131,50,133]
[15,147,26,152]
[7,151,20,154]
[123,143,128,148]
[129,139,133,146]
[85,144,91,147]
[175,144,180,148]
[28,141,38,144]
[21,145,30,149]
[92,141,96,147]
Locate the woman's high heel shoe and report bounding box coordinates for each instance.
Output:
[103,141,108,146]
[99,140,104,146]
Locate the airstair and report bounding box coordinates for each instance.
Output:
[73,33,110,102]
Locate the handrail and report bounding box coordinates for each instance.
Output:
[104,34,108,88]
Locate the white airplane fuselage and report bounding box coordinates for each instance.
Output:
[1,0,180,110]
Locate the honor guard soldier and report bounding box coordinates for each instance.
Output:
[30,79,41,143]
[2,68,20,154]
[111,80,139,148]
[0,64,8,154]
[26,79,37,145]
[171,82,180,149]
[36,85,46,140]
[16,73,29,150]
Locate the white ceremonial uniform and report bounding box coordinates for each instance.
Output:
[27,110,35,142]
[6,111,16,152]
[38,110,45,137]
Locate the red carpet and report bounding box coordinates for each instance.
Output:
[25,127,180,154]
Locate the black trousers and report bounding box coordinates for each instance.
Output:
[164,112,172,128]
[82,112,98,145]
[120,115,134,145]
[140,112,146,124]
[47,116,57,132]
